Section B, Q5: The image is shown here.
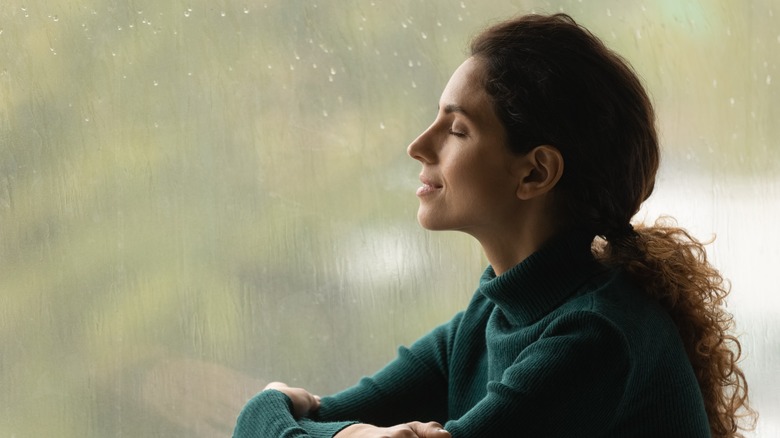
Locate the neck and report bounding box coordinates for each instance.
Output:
[474,218,559,276]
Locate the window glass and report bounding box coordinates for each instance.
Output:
[1,0,777,436]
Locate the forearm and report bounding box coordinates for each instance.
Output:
[314,345,448,426]
[233,390,355,438]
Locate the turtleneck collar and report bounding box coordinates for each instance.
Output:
[478,231,605,327]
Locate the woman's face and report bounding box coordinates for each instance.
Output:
[407,57,524,239]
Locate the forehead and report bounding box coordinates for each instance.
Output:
[440,57,493,121]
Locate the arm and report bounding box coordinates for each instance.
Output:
[233,389,355,438]
[233,313,464,437]
[443,311,630,437]
[312,312,465,426]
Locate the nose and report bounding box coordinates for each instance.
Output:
[407,124,436,163]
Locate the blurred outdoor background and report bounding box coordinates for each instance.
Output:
[1,0,778,436]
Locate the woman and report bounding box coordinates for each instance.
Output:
[234,13,753,437]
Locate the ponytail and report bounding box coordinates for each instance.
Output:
[596,217,755,438]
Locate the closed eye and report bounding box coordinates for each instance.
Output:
[448,129,466,138]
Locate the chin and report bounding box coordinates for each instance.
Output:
[416,210,450,231]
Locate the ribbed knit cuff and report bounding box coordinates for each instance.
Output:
[233,389,356,438]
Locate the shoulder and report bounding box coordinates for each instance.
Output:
[569,268,680,342]
[553,267,693,375]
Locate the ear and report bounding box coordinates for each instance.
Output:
[514,145,564,200]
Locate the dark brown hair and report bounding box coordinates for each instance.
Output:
[471,13,754,437]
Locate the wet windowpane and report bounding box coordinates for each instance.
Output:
[1,0,777,436]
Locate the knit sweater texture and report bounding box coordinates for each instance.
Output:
[233,232,711,437]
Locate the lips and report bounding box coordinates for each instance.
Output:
[417,175,443,196]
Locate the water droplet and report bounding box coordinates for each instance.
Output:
[312,63,317,69]
[52,15,59,22]
[243,8,250,14]
[401,22,408,29]
[411,81,417,88]
[408,60,414,67]
[289,64,295,70]
[153,80,158,86]
[379,122,385,129]
[184,8,191,17]
[460,1,466,8]
[322,110,329,117]
[328,75,334,82]
[767,75,772,85]
[436,21,442,27]
[712,79,717,88]
[220,11,226,17]
[330,67,336,75]
[421,32,427,39]
[729,97,735,106]
[606,8,612,17]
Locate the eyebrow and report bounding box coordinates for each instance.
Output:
[442,104,469,117]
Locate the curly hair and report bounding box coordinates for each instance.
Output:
[471,13,755,437]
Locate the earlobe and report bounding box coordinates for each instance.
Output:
[515,145,564,200]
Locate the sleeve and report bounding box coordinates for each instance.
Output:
[312,311,465,425]
[443,311,631,437]
[232,389,356,438]
[233,312,464,437]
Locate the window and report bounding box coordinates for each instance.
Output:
[1,1,777,436]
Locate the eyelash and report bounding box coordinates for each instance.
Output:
[448,129,466,138]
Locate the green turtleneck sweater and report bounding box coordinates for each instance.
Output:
[233,233,711,437]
